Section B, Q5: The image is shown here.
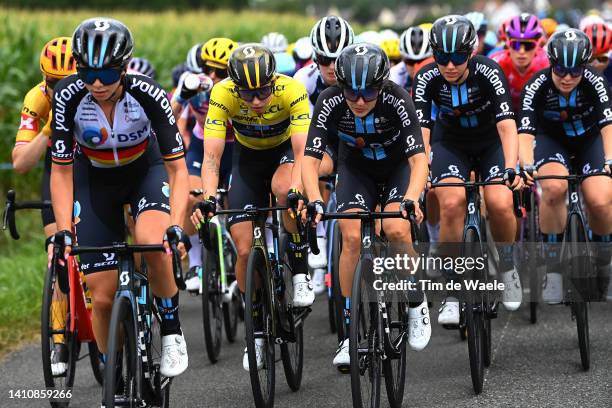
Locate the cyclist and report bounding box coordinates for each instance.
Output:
[396,25,433,91]
[294,15,355,293]
[292,36,314,70]
[48,18,189,379]
[261,32,288,53]
[186,43,204,74]
[491,13,549,112]
[171,38,238,292]
[302,44,431,369]
[380,38,402,67]
[413,15,524,324]
[191,43,314,371]
[518,29,612,303]
[583,22,612,80]
[465,12,494,56]
[127,57,156,79]
[12,36,76,376]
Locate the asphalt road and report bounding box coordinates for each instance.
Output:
[1,293,612,408]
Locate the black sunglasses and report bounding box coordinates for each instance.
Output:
[342,87,380,102]
[433,50,470,66]
[552,64,585,78]
[315,54,336,66]
[237,83,274,102]
[509,40,538,52]
[203,64,228,79]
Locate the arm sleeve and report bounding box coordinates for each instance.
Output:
[476,58,515,123]
[516,72,546,135]
[288,81,311,135]
[51,77,85,165]
[204,84,232,140]
[387,85,425,158]
[411,65,435,129]
[128,74,184,161]
[304,87,340,160]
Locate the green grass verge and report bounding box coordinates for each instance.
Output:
[0,210,46,356]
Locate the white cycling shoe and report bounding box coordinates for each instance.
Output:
[408,298,431,351]
[185,266,201,292]
[308,236,328,268]
[542,272,563,304]
[160,332,188,377]
[243,338,265,371]
[501,268,522,311]
[312,268,326,295]
[50,343,68,376]
[333,338,350,372]
[438,297,460,325]
[292,274,315,307]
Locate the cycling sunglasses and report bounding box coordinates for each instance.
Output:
[552,64,585,78]
[404,58,425,66]
[508,40,538,52]
[315,54,336,66]
[342,87,379,102]
[203,64,228,79]
[77,66,123,85]
[590,55,610,64]
[433,50,470,66]
[237,83,274,102]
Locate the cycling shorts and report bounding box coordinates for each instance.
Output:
[534,131,605,174]
[227,140,294,227]
[74,144,170,275]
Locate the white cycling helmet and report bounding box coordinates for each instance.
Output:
[293,36,313,61]
[399,27,432,60]
[465,11,488,34]
[127,57,156,78]
[356,30,382,45]
[261,32,288,53]
[310,15,354,58]
[185,43,203,73]
[379,28,399,41]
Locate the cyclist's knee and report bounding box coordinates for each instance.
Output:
[485,196,513,219]
[540,180,567,206]
[92,293,113,315]
[383,221,410,242]
[342,229,361,252]
[439,194,465,221]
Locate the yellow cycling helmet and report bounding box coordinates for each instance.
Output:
[380,38,401,61]
[418,23,434,31]
[540,18,558,37]
[40,37,76,79]
[201,37,238,69]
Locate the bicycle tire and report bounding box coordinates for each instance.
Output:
[382,301,407,408]
[245,247,275,408]
[464,228,485,394]
[350,258,381,408]
[88,341,104,385]
[41,265,77,408]
[528,191,539,324]
[223,234,239,343]
[327,221,338,335]
[104,296,138,408]
[201,223,223,364]
[569,214,590,370]
[332,222,345,343]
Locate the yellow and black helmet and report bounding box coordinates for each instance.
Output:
[201,37,238,69]
[228,43,276,89]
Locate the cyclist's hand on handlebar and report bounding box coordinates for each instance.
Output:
[191,196,217,229]
[400,198,423,224]
[305,199,325,224]
[163,225,187,258]
[503,167,523,190]
[47,230,73,269]
[520,165,537,187]
[287,188,306,219]
[605,158,612,175]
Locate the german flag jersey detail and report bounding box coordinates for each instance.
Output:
[205,74,311,150]
[51,74,184,168]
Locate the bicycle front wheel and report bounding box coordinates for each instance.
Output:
[382,300,407,408]
[245,247,275,408]
[201,223,223,364]
[569,214,591,370]
[331,222,345,342]
[222,233,240,343]
[104,296,138,408]
[350,258,381,408]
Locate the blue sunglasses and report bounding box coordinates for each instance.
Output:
[433,50,470,66]
[342,87,380,102]
[78,67,123,85]
[552,64,584,78]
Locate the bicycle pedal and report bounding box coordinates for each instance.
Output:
[337,365,350,374]
[442,323,460,330]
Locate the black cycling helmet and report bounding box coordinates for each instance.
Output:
[429,15,477,53]
[547,28,592,68]
[335,43,389,89]
[128,57,156,78]
[72,17,133,68]
[228,43,276,89]
[310,15,354,59]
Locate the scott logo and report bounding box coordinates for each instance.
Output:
[55,140,66,153]
[521,117,531,127]
[489,165,500,175]
[243,46,255,58]
[448,165,459,174]
[570,192,578,203]
[468,202,476,214]
[444,16,458,25]
[355,45,368,56]
[362,236,371,248]
[355,194,365,205]
[564,30,577,41]
[120,271,130,286]
[94,19,110,31]
[500,102,509,112]
[604,108,612,119]
[312,137,322,149]
[406,135,415,146]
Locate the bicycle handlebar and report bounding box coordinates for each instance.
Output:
[534,171,611,181]
[3,190,52,240]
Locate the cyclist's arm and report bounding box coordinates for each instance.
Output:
[12,87,51,173]
[420,127,431,160]
[202,85,230,197]
[290,132,306,192]
[165,159,189,228]
[496,119,519,169]
[50,164,73,231]
[202,138,224,197]
[516,73,543,167]
[411,64,435,156]
[12,132,48,173]
[602,124,612,162]
[288,83,311,192]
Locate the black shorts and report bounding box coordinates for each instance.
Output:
[335,153,410,212]
[227,140,294,227]
[185,136,233,185]
[430,126,505,183]
[74,145,171,275]
[41,149,54,227]
[534,131,604,174]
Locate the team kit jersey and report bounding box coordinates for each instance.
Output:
[204,74,311,150]
[16,81,53,146]
[293,63,329,114]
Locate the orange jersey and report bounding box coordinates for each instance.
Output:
[15,81,52,146]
